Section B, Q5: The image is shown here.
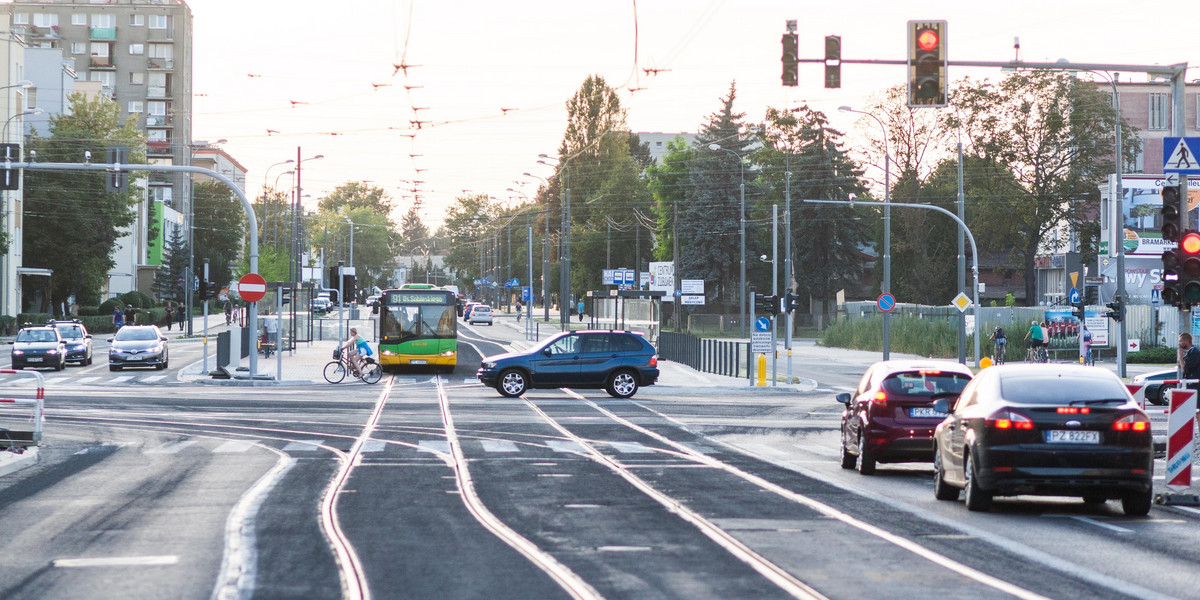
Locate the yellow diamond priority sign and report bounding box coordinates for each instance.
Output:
[951,292,971,313]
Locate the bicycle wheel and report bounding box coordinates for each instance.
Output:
[323,360,346,383]
[361,362,383,384]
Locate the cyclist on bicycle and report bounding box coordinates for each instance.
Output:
[1024,320,1045,362]
[340,327,372,377]
[1082,326,1094,365]
[990,325,1007,364]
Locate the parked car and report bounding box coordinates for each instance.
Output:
[1130,368,1176,406]
[478,330,659,398]
[10,325,66,370]
[49,319,93,365]
[468,304,494,325]
[108,325,169,371]
[837,360,973,474]
[311,298,331,314]
[932,363,1153,516]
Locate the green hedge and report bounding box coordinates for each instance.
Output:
[1127,346,1176,364]
[821,315,959,358]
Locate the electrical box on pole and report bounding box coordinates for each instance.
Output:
[105,146,129,193]
[824,35,841,88]
[0,143,19,191]
[907,20,947,107]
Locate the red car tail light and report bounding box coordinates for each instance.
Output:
[989,410,1034,430]
[1056,407,1090,415]
[1112,413,1149,432]
[872,391,888,407]
[649,355,658,367]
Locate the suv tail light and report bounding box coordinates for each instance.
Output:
[989,410,1034,430]
[649,355,658,367]
[1112,413,1149,432]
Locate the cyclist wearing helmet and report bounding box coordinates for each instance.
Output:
[990,325,1007,364]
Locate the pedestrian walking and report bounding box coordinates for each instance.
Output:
[577,299,585,322]
[164,302,175,331]
[177,302,186,331]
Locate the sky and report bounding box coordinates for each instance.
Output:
[188,0,1199,232]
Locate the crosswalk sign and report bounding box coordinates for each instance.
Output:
[1163,137,1200,174]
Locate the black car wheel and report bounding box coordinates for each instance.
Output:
[86,353,93,366]
[839,436,856,469]
[55,356,65,371]
[933,447,960,500]
[498,369,528,397]
[963,453,993,512]
[606,369,639,398]
[1122,490,1152,516]
[856,432,877,475]
[1147,386,1166,406]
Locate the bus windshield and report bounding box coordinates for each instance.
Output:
[379,300,456,342]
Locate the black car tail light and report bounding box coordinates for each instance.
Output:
[988,410,1034,430]
[1112,413,1149,432]
[1055,407,1091,415]
[872,391,888,407]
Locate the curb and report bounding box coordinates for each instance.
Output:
[0,447,39,478]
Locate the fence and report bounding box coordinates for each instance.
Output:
[658,331,749,379]
[0,369,45,449]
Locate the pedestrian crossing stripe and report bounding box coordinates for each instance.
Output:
[282,439,324,452]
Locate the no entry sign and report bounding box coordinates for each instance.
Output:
[237,273,267,303]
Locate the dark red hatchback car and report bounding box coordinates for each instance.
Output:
[837,360,973,474]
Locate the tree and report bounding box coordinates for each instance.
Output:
[317,181,392,216]
[153,225,188,302]
[193,181,246,289]
[23,92,145,307]
[435,193,493,291]
[314,182,400,291]
[399,205,431,254]
[951,71,1139,303]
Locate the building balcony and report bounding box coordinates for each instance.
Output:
[147,86,170,99]
[147,140,171,155]
[147,58,174,70]
[89,56,114,69]
[145,114,173,127]
[89,27,117,41]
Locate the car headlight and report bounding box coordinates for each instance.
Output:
[73,344,87,350]
[111,348,124,354]
[481,361,496,369]
[12,350,22,356]
[46,349,58,355]
[381,349,396,356]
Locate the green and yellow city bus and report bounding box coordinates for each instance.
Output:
[375,284,458,371]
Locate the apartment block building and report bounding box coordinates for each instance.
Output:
[10,0,193,297]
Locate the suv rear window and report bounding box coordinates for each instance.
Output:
[882,371,971,397]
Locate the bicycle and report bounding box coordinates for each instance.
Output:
[992,341,1006,365]
[1027,343,1048,364]
[324,348,383,384]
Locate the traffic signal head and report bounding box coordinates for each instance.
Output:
[1106,298,1124,322]
[824,35,841,89]
[781,33,798,87]
[907,20,947,107]
[1181,231,1200,304]
[1073,301,1085,321]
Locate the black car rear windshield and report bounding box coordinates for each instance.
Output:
[1001,374,1129,404]
[882,371,971,397]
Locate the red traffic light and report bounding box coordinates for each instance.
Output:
[916,29,939,51]
[1182,232,1200,255]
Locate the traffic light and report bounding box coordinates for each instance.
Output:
[1180,231,1200,305]
[755,293,779,315]
[907,20,947,107]
[781,33,798,87]
[824,35,841,89]
[1106,297,1124,322]
[197,278,207,301]
[0,143,19,191]
[783,292,801,314]
[1073,299,1085,322]
[1161,186,1184,306]
[204,281,218,300]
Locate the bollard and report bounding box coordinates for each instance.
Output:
[756,353,766,387]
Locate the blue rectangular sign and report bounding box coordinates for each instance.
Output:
[1163,137,1200,174]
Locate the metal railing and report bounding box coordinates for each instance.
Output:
[658,331,749,379]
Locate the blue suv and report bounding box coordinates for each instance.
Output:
[478,330,659,398]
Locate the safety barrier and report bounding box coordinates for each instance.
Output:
[0,369,45,449]
[659,331,750,380]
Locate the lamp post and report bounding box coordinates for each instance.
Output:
[708,144,748,338]
[839,106,893,360]
[523,171,551,322]
[1,107,40,318]
[184,137,226,336]
[291,151,323,286]
[261,159,294,249]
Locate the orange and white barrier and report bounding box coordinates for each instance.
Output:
[1166,387,1197,488]
[0,369,45,446]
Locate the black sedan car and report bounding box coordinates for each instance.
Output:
[932,364,1153,516]
[10,325,66,370]
[50,319,93,365]
[478,330,659,398]
[108,325,169,371]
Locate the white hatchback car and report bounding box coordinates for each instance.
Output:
[468,305,493,325]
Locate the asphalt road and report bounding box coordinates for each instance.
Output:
[0,319,1197,599]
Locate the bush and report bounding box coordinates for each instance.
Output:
[16,312,52,327]
[98,298,123,316]
[820,315,959,358]
[1127,346,1176,364]
[119,291,156,309]
[77,306,101,317]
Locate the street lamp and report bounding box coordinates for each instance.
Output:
[292,152,323,285]
[0,107,40,317]
[839,105,893,360]
[183,137,227,336]
[523,171,551,322]
[708,143,748,338]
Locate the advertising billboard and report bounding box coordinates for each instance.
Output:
[1107,174,1200,257]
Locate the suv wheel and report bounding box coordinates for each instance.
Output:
[606,369,639,398]
[498,369,528,397]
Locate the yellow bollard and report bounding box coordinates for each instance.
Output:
[757,353,766,386]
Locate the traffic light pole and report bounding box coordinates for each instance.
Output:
[772,205,778,387]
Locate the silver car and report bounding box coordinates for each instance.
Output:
[108,325,169,371]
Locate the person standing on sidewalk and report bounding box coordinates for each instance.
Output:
[164,302,175,331]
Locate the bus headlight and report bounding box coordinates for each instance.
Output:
[440,350,455,357]
[381,349,396,356]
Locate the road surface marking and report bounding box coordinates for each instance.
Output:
[145,440,199,454]
[54,555,178,568]
[359,439,387,453]
[212,439,259,453]
[282,439,325,452]
[607,441,654,453]
[480,440,520,453]
[108,375,135,384]
[418,440,450,453]
[546,440,587,454]
[142,375,167,383]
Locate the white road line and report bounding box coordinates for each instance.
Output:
[54,555,178,568]
[418,440,451,454]
[283,439,325,452]
[211,446,296,600]
[145,440,199,454]
[1172,505,1200,516]
[607,441,655,454]
[546,440,588,454]
[480,440,520,453]
[359,439,387,453]
[75,376,101,385]
[142,375,167,383]
[108,375,135,384]
[1068,516,1134,534]
[212,439,260,453]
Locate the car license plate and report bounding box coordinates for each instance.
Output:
[1046,430,1100,444]
[910,407,947,418]
[411,360,427,365]
[27,357,42,363]
[127,355,143,361]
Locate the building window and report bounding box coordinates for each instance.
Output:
[32,13,58,27]
[129,72,144,85]
[1127,147,1145,173]
[128,101,144,114]
[149,44,173,60]
[90,14,115,28]
[149,14,170,29]
[90,42,110,58]
[130,14,145,27]
[129,43,144,55]
[72,14,87,26]
[89,71,115,91]
[1196,94,1200,130]
[71,42,87,55]
[1149,93,1169,131]
[147,101,167,117]
[13,13,28,25]
[147,129,167,142]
